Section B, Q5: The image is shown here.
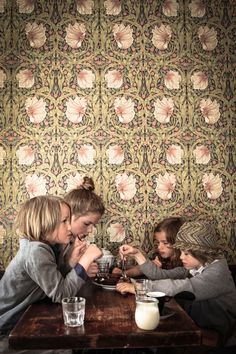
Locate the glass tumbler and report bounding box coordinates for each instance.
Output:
[62,297,86,327]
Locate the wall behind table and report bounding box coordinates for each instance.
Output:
[0,0,235,270]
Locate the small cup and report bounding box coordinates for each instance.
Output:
[62,297,86,327]
[97,260,110,278]
[147,291,170,315]
[133,279,151,300]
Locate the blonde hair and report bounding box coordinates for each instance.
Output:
[15,195,70,242]
[64,176,105,218]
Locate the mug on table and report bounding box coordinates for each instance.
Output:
[147,291,170,315]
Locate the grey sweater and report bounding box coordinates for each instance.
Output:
[139,257,236,301]
[0,239,86,333]
[139,257,236,340]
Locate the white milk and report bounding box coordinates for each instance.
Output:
[135,298,160,330]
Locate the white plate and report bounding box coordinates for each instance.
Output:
[93,281,116,291]
[101,284,116,291]
[147,291,166,298]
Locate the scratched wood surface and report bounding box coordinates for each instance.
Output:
[9,285,201,350]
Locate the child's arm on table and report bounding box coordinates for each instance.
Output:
[116,282,135,295]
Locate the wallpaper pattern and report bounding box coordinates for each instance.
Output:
[0,0,235,269]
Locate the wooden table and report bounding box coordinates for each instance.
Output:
[9,285,202,350]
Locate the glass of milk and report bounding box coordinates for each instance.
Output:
[135,297,160,330]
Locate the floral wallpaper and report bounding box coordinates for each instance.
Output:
[0,0,235,270]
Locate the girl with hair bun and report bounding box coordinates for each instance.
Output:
[62,176,105,278]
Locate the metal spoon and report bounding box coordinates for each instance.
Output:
[121,258,128,281]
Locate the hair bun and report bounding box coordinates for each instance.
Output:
[80,176,95,191]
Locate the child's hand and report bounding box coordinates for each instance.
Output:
[78,244,103,271]
[68,240,87,268]
[112,267,122,275]
[86,262,99,278]
[152,256,162,268]
[119,245,146,265]
[116,282,135,295]
[119,244,139,258]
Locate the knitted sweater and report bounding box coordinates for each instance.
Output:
[139,257,236,339]
[139,258,235,300]
[0,239,86,333]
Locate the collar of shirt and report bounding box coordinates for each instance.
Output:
[189,265,207,277]
[189,259,219,277]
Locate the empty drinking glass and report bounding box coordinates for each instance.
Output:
[62,297,86,327]
[133,279,152,300]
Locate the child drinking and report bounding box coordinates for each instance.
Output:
[0,195,102,337]
[61,176,105,278]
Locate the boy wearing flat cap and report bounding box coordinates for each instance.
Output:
[119,221,236,346]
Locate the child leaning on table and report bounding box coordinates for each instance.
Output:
[0,195,102,354]
[117,221,236,346]
[113,216,184,279]
[59,176,105,278]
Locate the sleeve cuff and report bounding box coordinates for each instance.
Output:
[74,263,89,281]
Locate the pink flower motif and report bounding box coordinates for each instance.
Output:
[16,69,34,88]
[104,0,121,15]
[66,173,84,192]
[108,223,125,242]
[202,173,223,199]
[0,146,6,165]
[193,145,210,164]
[17,0,34,13]
[25,96,47,123]
[152,24,172,50]
[162,0,179,17]
[200,98,220,124]
[166,145,183,164]
[106,144,124,164]
[191,71,208,90]
[113,23,133,49]
[78,144,95,165]
[25,174,47,197]
[114,97,135,123]
[164,70,181,90]
[77,69,95,89]
[155,172,176,200]
[189,0,205,17]
[154,97,174,123]
[105,70,123,88]
[76,0,94,14]
[65,22,86,49]
[0,0,5,13]
[0,69,6,88]
[198,26,218,51]
[25,22,46,48]
[0,224,6,244]
[16,145,34,165]
[115,173,137,200]
[66,96,87,123]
